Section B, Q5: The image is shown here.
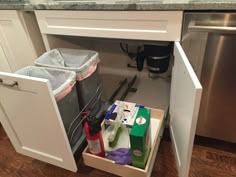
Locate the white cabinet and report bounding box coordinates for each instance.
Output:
[0,10,45,72]
[0,42,11,72]
[0,10,202,177]
[169,43,202,177]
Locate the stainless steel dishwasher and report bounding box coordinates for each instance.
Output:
[182,13,236,143]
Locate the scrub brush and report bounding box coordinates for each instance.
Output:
[108,103,125,148]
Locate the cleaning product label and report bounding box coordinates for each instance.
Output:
[133,150,143,156]
[136,116,146,125]
[104,100,142,127]
[87,139,101,154]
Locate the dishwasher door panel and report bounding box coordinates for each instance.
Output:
[197,34,236,143]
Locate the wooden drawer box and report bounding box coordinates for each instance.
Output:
[35,11,183,41]
[82,108,165,177]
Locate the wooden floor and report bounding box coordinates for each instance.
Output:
[0,125,236,177]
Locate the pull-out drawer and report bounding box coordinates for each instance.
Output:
[35,11,183,41]
[83,108,165,177]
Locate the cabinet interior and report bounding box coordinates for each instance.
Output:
[46,35,172,113]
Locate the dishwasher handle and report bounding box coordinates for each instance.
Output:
[188,21,236,33]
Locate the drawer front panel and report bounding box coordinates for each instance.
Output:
[35,11,183,41]
[0,72,77,172]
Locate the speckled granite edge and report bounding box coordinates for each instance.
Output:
[29,2,236,11]
[2,2,236,11]
[0,3,25,10]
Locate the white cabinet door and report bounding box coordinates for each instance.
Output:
[169,42,202,177]
[0,11,38,72]
[0,72,77,172]
[0,42,11,72]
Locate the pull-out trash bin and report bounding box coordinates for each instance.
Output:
[34,48,102,116]
[15,66,85,151]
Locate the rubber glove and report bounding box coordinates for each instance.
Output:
[106,148,132,165]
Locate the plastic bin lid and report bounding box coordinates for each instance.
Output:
[34,48,99,81]
[34,48,99,71]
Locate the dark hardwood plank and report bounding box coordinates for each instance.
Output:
[194,135,236,154]
[0,125,235,177]
[190,145,236,177]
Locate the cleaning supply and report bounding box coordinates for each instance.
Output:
[108,126,122,147]
[108,103,125,147]
[104,100,143,127]
[129,107,151,169]
[102,123,130,153]
[107,148,132,165]
[84,116,105,157]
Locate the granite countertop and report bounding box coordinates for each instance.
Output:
[0,0,25,9]
[1,0,236,10]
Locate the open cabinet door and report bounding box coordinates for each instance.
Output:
[169,42,202,177]
[0,72,77,172]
